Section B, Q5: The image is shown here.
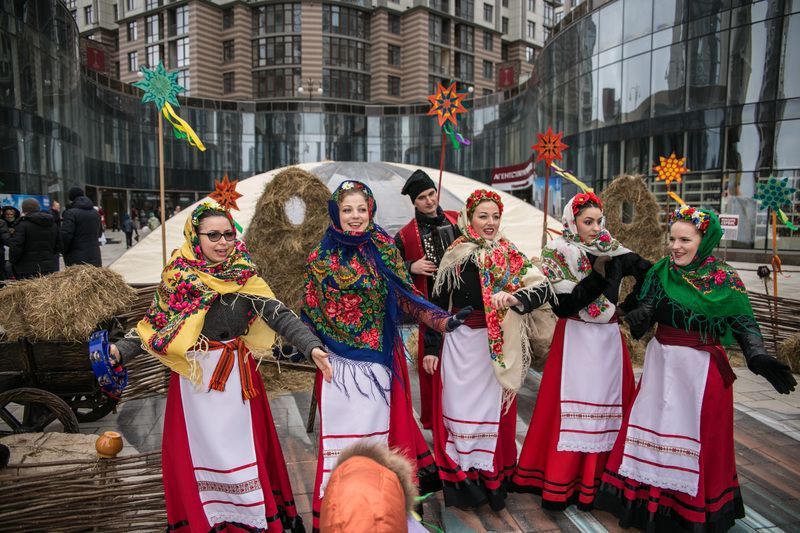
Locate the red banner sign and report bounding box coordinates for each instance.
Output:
[491,157,535,191]
[87,46,105,72]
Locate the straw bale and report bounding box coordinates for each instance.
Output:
[245,167,331,311]
[0,266,136,342]
[600,174,664,264]
[259,361,316,395]
[778,333,800,374]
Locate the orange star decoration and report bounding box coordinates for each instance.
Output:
[532,127,568,165]
[653,153,690,185]
[427,83,468,127]
[209,175,243,211]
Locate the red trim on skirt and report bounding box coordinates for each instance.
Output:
[311,346,440,532]
[162,359,302,532]
[596,336,745,530]
[510,317,635,510]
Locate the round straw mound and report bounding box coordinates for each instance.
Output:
[600,174,664,263]
[0,266,136,342]
[245,167,330,311]
[778,333,800,374]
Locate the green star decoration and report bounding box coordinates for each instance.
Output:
[754,176,797,211]
[132,62,183,110]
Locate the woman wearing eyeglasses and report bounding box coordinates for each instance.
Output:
[112,202,330,532]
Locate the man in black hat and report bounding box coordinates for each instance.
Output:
[61,187,102,267]
[395,169,459,430]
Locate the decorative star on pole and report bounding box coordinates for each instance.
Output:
[427,82,468,127]
[532,127,568,165]
[653,152,689,185]
[209,175,243,211]
[132,61,205,151]
[755,176,798,230]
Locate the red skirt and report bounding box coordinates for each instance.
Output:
[431,372,517,511]
[510,318,635,510]
[595,329,745,531]
[162,359,303,533]
[310,346,440,532]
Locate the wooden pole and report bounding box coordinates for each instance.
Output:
[158,112,167,266]
[771,210,779,322]
[437,130,446,203]
[541,163,550,248]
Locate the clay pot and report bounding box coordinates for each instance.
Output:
[95,431,123,458]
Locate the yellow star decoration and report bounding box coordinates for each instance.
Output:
[427,83,468,128]
[653,153,690,185]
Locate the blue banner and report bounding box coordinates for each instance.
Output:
[0,194,52,212]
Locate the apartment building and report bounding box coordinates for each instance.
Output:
[71,0,559,104]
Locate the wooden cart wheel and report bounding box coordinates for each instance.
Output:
[0,388,80,435]
[67,391,119,423]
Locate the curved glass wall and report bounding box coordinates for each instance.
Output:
[538,0,800,250]
[2,0,798,250]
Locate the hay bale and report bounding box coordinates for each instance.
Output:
[600,174,664,263]
[246,167,331,311]
[778,333,800,374]
[259,363,316,395]
[0,265,137,342]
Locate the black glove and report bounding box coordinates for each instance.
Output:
[624,306,652,340]
[446,306,474,332]
[748,355,797,394]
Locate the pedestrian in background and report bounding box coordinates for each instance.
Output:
[61,187,102,267]
[9,198,59,279]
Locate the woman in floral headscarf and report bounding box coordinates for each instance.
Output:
[113,202,330,532]
[302,180,470,532]
[596,205,795,531]
[510,192,650,510]
[428,189,554,511]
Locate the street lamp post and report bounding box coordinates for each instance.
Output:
[297,78,323,100]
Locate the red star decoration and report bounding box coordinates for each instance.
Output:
[209,175,243,211]
[532,127,568,165]
[427,83,468,127]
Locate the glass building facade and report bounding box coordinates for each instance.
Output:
[1,0,798,250]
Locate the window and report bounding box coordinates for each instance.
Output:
[176,70,190,93]
[174,5,188,35]
[222,8,233,30]
[145,14,159,43]
[525,45,535,63]
[483,30,493,51]
[429,45,446,74]
[429,15,449,45]
[483,88,492,96]
[454,52,474,81]
[84,6,94,25]
[127,0,136,10]
[528,0,535,11]
[483,3,493,22]
[175,37,189,67]
[430,0,449,12]
[146,44,161,67]
[388,44,401,66]
[223,40,235,63]
[455,24,474,52]
[128,51,138,72]
[544,3,554,25]
[388,13,400,34]
[322,37,369,70]
[253,4,302,35]
[253,68,300,98]
[502,0,508,6]
[501,42,508,60]
[66,0,76,8]
[483,59,493,79]
[252,36,302,67]
[127,21,138,41]
[70,10,76,22]
[543,27,550,41]
[388,75,400,96]
[146,0,160,9]
[223,72,235,94]
[455,0,474,20]
[113,4,118,21]
[322,5,370,39]
[527,20,535,39]
[322,69,370,101]
[501,17,508,34]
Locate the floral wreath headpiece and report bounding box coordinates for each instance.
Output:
[333,180,376,212]
[669,205,711,233]
[466,189,504,218]
[571,192,603,216]
[191,201,234,228]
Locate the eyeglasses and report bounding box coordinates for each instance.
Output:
[198,230,236,242]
